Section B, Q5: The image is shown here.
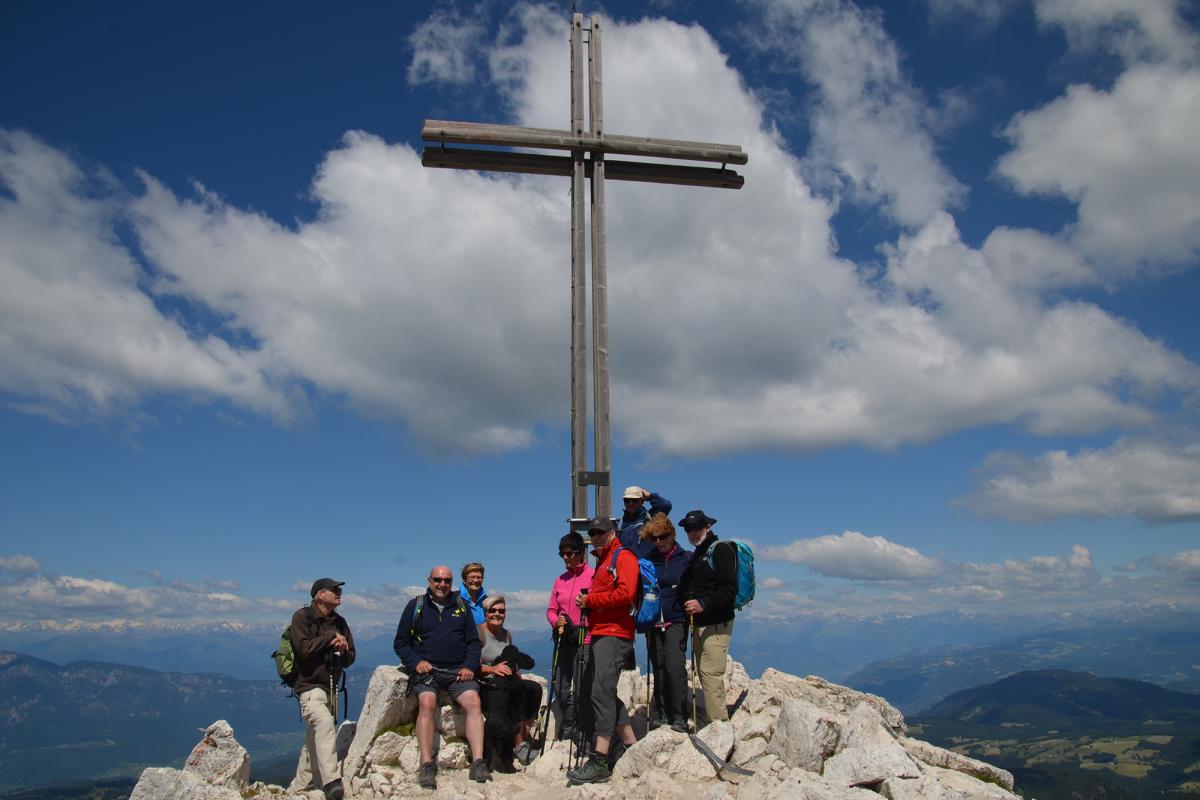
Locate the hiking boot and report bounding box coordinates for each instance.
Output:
[567,756,612,785]
[649,712,668,729]
[515,741,537,765]
[469,758,493,782]
[670,717,689,734]
[322,779,344,800]
[417,762,437,790]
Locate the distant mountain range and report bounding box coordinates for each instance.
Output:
[0,607,1063,687]
[0,651,301,792]
[911,670,1200,799]
[845,615,1200,714]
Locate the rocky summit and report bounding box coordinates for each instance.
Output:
[130,660,1019,799]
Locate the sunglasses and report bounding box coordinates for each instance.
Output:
[430,577,453,585]
[487,608,506,616]
[559,550,581,557]
[649,534,672,542]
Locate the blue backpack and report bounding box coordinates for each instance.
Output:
[707,539,756,610]
[608,545,662,632]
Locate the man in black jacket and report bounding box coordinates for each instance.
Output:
[393,565,490,789]
[289,577,355,800]
[677,510,737,726]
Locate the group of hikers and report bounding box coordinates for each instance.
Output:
[285,487,743,798]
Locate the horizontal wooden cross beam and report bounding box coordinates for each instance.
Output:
[422,146,744,189]
[422,119,749,166]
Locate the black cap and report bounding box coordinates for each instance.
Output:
[678,510,716,530]
[311,578,345,597]
[586,516,614,534]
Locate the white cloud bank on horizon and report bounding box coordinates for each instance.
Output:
[1,2,1198,462]
[1,543,1196,630]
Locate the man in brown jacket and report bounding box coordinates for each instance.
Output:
[289,577,356,800]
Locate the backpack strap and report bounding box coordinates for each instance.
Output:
[410,596,426,641]
[607,544,623,578]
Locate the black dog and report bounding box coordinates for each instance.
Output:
[481,644,536,773]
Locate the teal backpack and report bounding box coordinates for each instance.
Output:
[707,539,756,610]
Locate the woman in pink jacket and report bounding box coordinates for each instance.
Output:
[546,531,594,741]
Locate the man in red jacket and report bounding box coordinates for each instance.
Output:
[567,517,639,785]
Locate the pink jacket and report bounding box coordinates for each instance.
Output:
[547,562,594,642]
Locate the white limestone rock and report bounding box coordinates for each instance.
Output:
[182,720,250,791]
[900,736,1015,791]
[765,697,841,773]
[880,764,1022,800]
[726,656,752,707]
[364,730,407,767]
[438,738,471,769]
[342,666,415,779]
[671,720,734,779]
[749,669,906,736]
[613,727,683,778]
[839,702,899,749]
[130,767,244,800]
[524,738,572,778]
[823,742,922,788]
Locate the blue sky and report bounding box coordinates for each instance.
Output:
[1,0,1198,640]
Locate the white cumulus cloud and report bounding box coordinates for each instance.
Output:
[1035,0,1199,66]
[760,531,942,580]
[1,7,1197,460]
[965,438,1200,523]
[997,64,1200,273]
[0,555,40,574]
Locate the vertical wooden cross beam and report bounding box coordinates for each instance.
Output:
[420,12,747,524]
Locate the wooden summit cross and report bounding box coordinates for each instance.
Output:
[421,12,747,525]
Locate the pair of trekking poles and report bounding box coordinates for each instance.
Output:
[532,599,592,770]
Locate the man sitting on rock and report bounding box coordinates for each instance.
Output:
[289,577,356,800]
[394,565,492,789]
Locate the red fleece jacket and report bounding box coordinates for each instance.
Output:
[586,537,637,639]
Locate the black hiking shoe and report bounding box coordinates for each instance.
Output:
[670,717,689,734]
[322,779,344,800]
[417,761,437,790]
[469,757,493,782]
[567,756,612,785]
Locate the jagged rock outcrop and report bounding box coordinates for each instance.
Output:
[130,659,1017,800]
[185,719,251,790]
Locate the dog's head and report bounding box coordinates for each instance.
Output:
[497,644,535,671]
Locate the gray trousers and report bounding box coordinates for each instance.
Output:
[587,635,632,740]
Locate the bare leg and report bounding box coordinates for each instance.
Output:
[457,690,485,761]
[416,692,437,764]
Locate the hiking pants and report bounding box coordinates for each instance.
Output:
[292,687,338,790]
[587,635,632,741]
[694,619,733,724]
[554,637,594,735]
[647,624,687,722]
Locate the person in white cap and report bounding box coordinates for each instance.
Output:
[616,485,672,558]
[289,578,355,800]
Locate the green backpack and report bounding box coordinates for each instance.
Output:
[272,628,298,688]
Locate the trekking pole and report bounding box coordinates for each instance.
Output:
[329,651,340,725]
[536,629,561,756]
[645,634,653,727]
[689,616,698,733]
